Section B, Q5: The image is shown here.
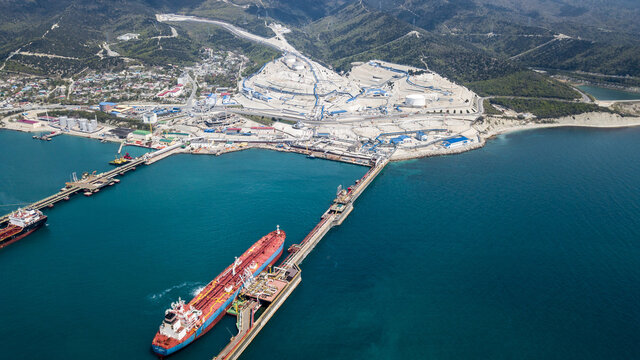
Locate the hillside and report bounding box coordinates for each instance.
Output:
[0,0,637,98]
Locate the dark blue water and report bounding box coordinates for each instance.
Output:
[578,85,640,101]
[1,128,640,359]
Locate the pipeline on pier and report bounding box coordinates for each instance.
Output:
[0,142,185,227]
[212,157,388,360]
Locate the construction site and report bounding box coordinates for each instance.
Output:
[237,57,478,121]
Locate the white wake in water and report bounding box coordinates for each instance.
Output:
[148,282,204,301]
[191,286,205,296]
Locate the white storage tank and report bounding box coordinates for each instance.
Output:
[142,112,158,124]
[405,94,426,107]
[284,55,296,65]
[78,118,88,132]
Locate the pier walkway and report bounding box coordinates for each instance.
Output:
[0,143,184,226]
[213,157,388,360]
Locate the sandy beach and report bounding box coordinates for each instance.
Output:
[390,112,640,161]
[4,110,640,163]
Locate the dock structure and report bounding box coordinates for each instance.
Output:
[0,142,185,227]
[32,132,62,141]
[191,142,377,167]
[0,157,144,226]
[1,136,385,359]
[212,157,388,360]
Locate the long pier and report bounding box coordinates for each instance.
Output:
[190,142,377,167]
[1,137,386,359]
[0,143,184,226]
[212,157,388,360]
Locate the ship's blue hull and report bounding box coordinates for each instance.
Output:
[152,242,283,357]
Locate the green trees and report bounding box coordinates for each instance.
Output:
[489,98,606,118]
[468,72,581,99]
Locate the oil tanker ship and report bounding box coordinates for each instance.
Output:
[0,208,47,249]
[151,227,286,357]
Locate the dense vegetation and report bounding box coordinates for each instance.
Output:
[514,39,640,78]
[483,99,502,115]
[0,0,638,117]
[286,5,522,84]
[489,98,607,119]
[468,72,580,99]
[550,70,640,89]
[180,24,280,77]
[114,36,200,66]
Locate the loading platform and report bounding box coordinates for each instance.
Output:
[0,143,185,227]
[212,157,388,360]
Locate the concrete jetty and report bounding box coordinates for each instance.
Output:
[0,142,185,226]
[212,157,388,360]
[1,134,386,360]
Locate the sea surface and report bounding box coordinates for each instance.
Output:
[577,85,640,101]
[1,128,639,359]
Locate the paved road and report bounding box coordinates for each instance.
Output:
[156,14,295,54]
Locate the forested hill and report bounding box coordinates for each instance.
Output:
[0,0,638,91]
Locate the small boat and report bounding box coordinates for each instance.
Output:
[307,154,316,159]
[109,156,131,166]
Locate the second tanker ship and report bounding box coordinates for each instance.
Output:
[0,208,47,249]
[151,226,286,357]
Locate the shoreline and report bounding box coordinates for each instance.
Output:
[390,112,640,161]
[3,111,640,163]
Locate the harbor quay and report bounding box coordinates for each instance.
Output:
[0,132,387,359]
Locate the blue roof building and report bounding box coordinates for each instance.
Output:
[442,136,470,148]
[390,135,410,145]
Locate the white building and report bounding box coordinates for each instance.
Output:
[142,112,158,124]
[405,94,426,107]
[117,33,140,41]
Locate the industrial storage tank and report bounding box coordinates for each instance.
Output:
[283,55,296,66]
[66,118,77,130]
[78,118,88,132]
[405,94,426,107]
[142,112,158,124]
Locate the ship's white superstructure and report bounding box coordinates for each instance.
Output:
[8,209,45,228]
[158,298,203,341]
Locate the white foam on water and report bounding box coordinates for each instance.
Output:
[148,281,203,301]
[191,285,205,297]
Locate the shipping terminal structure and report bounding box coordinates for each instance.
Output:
[0,208,47,248]
[152,227,286,357]
[150,158,387,360]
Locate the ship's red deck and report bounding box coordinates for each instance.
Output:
[190,230,285,314]
[152,230,285,351]
[0,225,21,240]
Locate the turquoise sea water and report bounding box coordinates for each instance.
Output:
[1,128,640,359]
[577,85,640,101]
